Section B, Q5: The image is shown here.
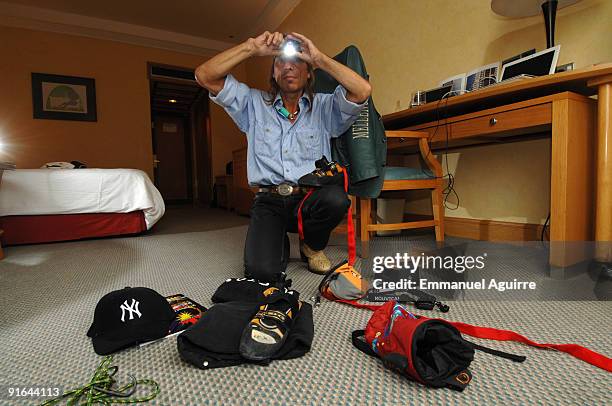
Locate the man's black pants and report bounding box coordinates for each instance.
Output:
[244,185,350,283]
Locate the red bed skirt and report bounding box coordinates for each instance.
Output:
[0,211,147,246]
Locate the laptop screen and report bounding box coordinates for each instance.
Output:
[501,46,560,81]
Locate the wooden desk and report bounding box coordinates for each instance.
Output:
[383,63,612,266]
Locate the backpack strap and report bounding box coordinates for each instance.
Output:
[351,330,378,357]
[466,340,526,362]
[450,321,612,372]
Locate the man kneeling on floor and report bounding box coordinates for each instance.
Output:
[196,31,371,282]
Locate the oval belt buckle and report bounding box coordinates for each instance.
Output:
[277,183,293,196]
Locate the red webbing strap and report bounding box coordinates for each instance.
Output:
[297,189,314,240]
[449,321,612,372]
[343,168,356,266]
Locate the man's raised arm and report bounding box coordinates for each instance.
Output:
[195,31,284,95]
[288,32,372,103]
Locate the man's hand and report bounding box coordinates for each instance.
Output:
[287,32,324,69]
[248,31,284,57]
[287,32,371,103]
[195,31,284,95]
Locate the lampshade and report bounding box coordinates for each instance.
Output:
[491,0,582,18]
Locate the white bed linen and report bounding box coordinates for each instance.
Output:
[0,169,165,229]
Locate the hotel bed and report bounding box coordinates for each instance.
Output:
[0,169,165,245]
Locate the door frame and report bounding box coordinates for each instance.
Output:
[148,62,212,205]
[191,92,213,205]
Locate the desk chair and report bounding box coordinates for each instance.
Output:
[359,130,444,257]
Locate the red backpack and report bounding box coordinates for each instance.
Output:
[352,300,525,391]
[352,300,612,391]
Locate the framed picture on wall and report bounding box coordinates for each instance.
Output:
[31,73,97,121]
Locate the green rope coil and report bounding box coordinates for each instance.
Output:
[40,356,159,405]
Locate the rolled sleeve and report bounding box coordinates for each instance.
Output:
[328,85,367,137]
[334,85,367,116]
[209,74,252,132]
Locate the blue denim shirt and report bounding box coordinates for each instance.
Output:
[210,74,366,186]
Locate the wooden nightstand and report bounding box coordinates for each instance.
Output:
[232,147,255,216]
[215,175,234,210]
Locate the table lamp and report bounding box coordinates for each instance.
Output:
[491,0,583,48]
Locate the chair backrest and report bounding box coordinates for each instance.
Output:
[313,45,387,199]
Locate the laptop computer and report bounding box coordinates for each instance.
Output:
[499,45,561,82]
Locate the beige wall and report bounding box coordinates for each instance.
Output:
[209,102,247,181]
[0,25,246,182]
[245,0,612,224]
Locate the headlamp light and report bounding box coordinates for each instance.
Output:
[281,39,301,58]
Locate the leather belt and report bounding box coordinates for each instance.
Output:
[257,183,303,196]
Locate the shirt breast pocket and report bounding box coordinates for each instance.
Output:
[253,121,278,159]
[296,127,323,160]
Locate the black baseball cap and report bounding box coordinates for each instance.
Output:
[87,287,175,355]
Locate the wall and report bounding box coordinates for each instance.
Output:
[245,0,612,224]
[0,25,246,181]
[210,102,247,180]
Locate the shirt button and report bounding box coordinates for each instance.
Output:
[284,150,288,153]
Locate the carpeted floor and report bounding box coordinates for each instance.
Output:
[0,207,610,405]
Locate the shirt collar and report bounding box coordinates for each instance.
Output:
[273,92,311,108]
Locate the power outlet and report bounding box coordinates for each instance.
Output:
[556,62,574,73]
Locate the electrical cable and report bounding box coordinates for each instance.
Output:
[441,92,459,210]
[541,212,550,242]
[414,89,462,209]
[409,74,499,209]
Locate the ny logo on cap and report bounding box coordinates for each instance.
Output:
[120,298,142,322]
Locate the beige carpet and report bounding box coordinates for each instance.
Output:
[0,207,610,405]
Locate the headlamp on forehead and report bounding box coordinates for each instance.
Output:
[281,39,302,58]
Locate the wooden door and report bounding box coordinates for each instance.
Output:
[153,115,191,202]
